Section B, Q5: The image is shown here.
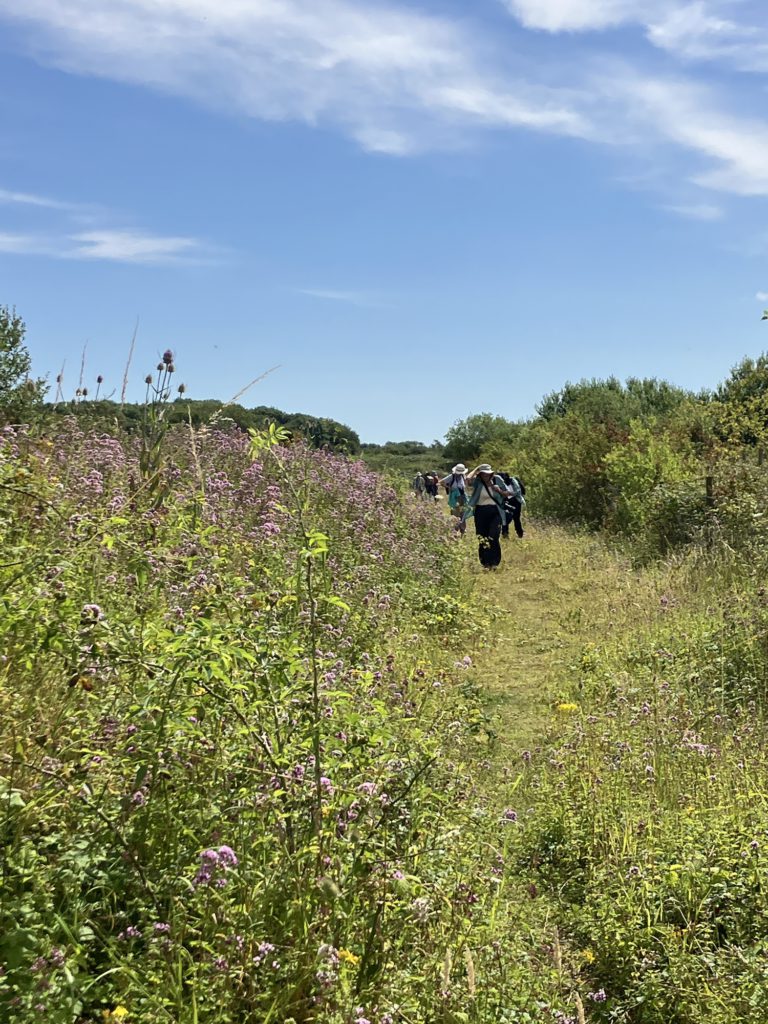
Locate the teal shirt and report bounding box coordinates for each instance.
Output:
[464,475,508,524]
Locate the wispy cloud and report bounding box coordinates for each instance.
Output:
[0,225,207,264]
[0,0,590,157]
[662,202,724,220]
[501,0,659,33]
[297,288,381,307]
[72,230,201,264]
[501,0,768,72]
[2,0,768,208]
[0,232,47,254]
[0,173,211,265]
[0,186,81,211]
[757,291,768,303]
[591,68,768,196]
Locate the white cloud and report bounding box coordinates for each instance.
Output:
[71,230,199,263]
[299,288,366,303]
[502,0,768,71]
[1,0,768,207]
[297,287,383,307]
[0,187,80,211]
[597,70,768,196]
[662,202,724,220]
[648,3,768,71]
[501,0,657,32]
[0,176,210,264]
[757,291,768,302]
[0,0,590,155]
[0,226,205,263]
[0,232,47,254]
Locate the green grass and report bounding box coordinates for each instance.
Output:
[462,522,668,754]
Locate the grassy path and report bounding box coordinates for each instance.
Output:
[465,522,666,753]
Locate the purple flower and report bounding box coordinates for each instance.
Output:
[162,349,174,366]
[80,603,104,624]
[319,776,334,795]
[588,989,607,1003]
[217,845,238,867]
[502,808,518,823]
[253,941,277,967]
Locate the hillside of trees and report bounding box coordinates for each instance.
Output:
[43,397,363,455]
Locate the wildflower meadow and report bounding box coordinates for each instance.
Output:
[5,351,768,1023]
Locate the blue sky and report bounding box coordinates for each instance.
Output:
[1,0,767,443]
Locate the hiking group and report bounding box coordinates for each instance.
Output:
[412,465,525,570]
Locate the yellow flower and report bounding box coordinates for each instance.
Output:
[556,702,579,714]
[338,948,360,966]
[104,1009,129,1022]
[581,948,596,964]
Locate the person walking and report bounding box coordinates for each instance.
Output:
[464,464,509,569]
[412,471,426,500]
[440,463,468,534]
[424,472,439,501]
[500,473,525,539]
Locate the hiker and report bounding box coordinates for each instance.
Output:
[464,464,509,569]
[440,463,468,534]
[412,471,426,500]
[424,472,439,501]
[500,473,525,539]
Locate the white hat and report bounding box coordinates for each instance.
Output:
[452,464,467,475]
[476,464,493,474]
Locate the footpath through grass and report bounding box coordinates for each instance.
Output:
[464,522,666,755]
[460,519,768,1023]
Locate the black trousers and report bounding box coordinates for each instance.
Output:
[474,505,502,568]
[502,499,524,538]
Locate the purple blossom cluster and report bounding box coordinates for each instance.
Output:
[193,845,239,887]
[3,416,476,1022]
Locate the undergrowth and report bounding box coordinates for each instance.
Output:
[5,366,768,1022]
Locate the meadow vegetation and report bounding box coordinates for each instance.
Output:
[5,309,768,1021]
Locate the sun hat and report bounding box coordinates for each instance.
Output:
[476,464,493,474]
[452,463,468,475]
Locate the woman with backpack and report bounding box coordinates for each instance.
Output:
[439,464,468,534]
[500,473,526,539]
[463,464,509,569]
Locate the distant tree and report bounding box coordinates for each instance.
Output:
[0,306,47,423]
[537,377,688,424]
[44,395,361,454]
[380,441,430,456]
[443,413,519,464]
[713,354,768,446]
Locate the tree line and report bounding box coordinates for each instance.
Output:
[441,361,768,559]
